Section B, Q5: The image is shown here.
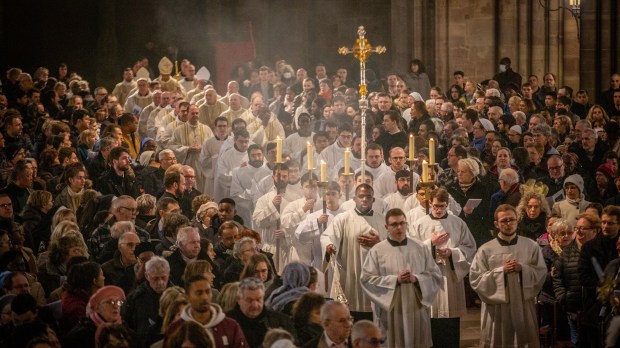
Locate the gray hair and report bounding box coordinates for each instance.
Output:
[145,256,170,275]
[110,195,135,211]
[499,168,519,186]
[136,194,156,214]
[110,221,135,239]
[320,301,348,323]
[458,158,480,177]
[486,88,501,97]
[99,137,119,151]
[531,124,551,136]
[513,111,526,123]
[351,320,380,342]
[176,226,199,245]
[118,231,139,245]
[575,119,592,129]
[582,128,598,140]
[233,237,256,259]
[158,149,174,161]
[237,277,265,297]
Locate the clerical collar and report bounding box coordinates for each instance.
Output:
[497,235,518,246]
[387,237,407,246]
[355,208,373,216]
[430,213,448,220]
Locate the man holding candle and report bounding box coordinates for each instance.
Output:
[375,147,419,198]
[320,124,353,169]
[332,135,362,181]
[281,172,323,265]
[253,163,292,274]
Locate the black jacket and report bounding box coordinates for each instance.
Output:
[227,304,296,348]
[122,281,167,348]
[136,166,164,197]
[94,169,139,198]
[552,241,582,313]
[166,248,210,287]
[446,178,493,247]
[101,250,137,294]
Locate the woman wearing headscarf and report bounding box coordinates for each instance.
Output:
[265,261,310,316]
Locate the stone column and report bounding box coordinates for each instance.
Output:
[96,0,118,88]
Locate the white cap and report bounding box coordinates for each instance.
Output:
[196,66,211,81]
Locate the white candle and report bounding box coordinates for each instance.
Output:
[276,136,282,163]
[320,160,327,182]
[422,160,428,182]
[409,134,415,161]
[307,142,313,170]
[429,138,435,165]
[344,147,351,175]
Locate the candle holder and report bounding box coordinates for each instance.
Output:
[419,180,436,215]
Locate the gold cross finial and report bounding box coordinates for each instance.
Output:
[338,26,386,98]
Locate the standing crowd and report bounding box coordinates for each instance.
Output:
[0,55,619,348]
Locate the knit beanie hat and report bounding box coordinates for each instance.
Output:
[564,174,584,193]
[596,163,614,180]
[89,285,125,311]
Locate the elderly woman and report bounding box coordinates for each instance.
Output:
[553,213,600,347]
[447,158,492,247]
[221,237,258,284]
[20,190,54,255]
[37,230,88,295]
[265,261,311,315]
[63,285,128,348]
[292,291,326,343]
[516,191,551,240]
[59,262,104,336]
[552,174,591,226]
[54,163,87,213]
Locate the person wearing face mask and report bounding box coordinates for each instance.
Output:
[493,57,522,95]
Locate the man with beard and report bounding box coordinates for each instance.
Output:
[374,147,418,199]
[214,128,250,201]
[332,135,362,181]
[255,158,303,202]
[321,184,386,321]
[160,171,185,204]
[94,147,139,197]
[111,68,137,106]
[253,163,292,274]
[175,274,248,346]
[282,172,322,265]
[383,170,412,210]
[231,144,270,227]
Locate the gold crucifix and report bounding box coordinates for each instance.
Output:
[338,26,386,178]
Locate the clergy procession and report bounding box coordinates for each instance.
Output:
[1,39,620,348]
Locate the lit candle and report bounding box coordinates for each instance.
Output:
[344,147,351,175]
[408,134,415,161]
[422,160,428,182]
[307,142,313,170]
[320,160,327,182]
[276,136,282,163]
[429,138,435,165]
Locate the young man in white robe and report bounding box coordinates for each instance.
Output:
[169,104,214,192]
[321,184,386,321]
[295,181,344,269]
[409,188,477,347]
[340,172,389,215]
[374,147,419,199]
[214,128,250,201]
[198,116,230,196]
[230,144,269,228]
[383,170,413,210]
[252,163,293,275]
[281,172,322,265]
[355,144,389,182]
[320,124,353,170]
[330,135,362,181]
[253,158,303,204]
[138,90,161,139]
[284,112,314,160]
[469,204,547,348]
[361,208,442,348]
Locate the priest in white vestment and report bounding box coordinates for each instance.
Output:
[253,163,294,275]
[124,78,152,115]
[374,147,419,199]
[138,90,161,139]
[112,68,137,106]
[409,188,477,346]
[198,87,227,128]
[214,129,250,201]
[320,125,353,170]
[220,93,249,125]
[169,104,214,192]
[230,144,270,228]
[321,184,386,320]
[156,101,189,150]
[469,204,546,348]
[198,116,229,197]
[383,169,414,210]
[361,208,442,348]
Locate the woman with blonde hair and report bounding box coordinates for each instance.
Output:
[586,104,610,128]
[183,260,221,297]
[216,282,240,313]
[77,129,97,163]
[37,231,88,295]
[146,286,187,348]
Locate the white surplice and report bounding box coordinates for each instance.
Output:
[361,237,442,348]
[169,122,214,192]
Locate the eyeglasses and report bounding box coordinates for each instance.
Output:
[358,337,387,346]
[574,226,595,233]
[100,299,124,307]
[548,165,563,171]
[432,204,448,210]
[0,203,13,209]
[498,218,517,225]
[119,207,137,212]
[387,221,408,228]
